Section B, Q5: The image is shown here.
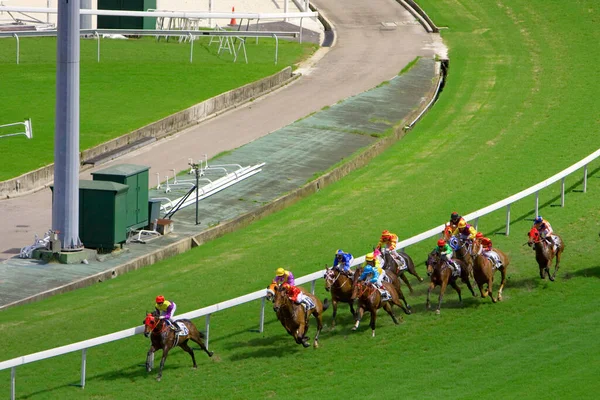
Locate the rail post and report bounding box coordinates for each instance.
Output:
[259,297,266,333]
[95,31,100,62]
[205,314,211,349]
[272,34,279,64]
[13,33,19,64]
[474,217,479,231]
[311,280,316,294]
[505,204,511,236]
[11,367,16,400]
[535,191,539,217]
[583,164,588,193]
[189,33,194,63]
[561,177,566,207]
[80,348,87,388]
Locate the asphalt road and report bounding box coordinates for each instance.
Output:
[0,0,442,261]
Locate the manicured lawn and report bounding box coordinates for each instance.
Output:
[0,36,317,180]
[1,1,600,398]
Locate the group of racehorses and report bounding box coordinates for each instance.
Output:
[141,225,564,380]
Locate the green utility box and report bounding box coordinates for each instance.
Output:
[92,164,150,231]
[97,0,157,30]
[50,180,129,250]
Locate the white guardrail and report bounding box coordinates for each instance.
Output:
[1,148,599,398]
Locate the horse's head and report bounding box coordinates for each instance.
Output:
[323,268,335,292]
[527,227,541,247]
[350,280,362,300]
[426,251,440,277]
[266,281,278,302]
[143,312,159,337]
[443,225,453,240]
[272,284,288,312]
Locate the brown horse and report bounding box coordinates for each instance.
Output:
[379,247,424,293]
[425,251,476,314]
[272,285,329,348]
[527,227,565,281]
[350,267,411,337]
[323,267,356,328]
[450,236,475,279]
[471,241,511,302]
[143,311,213,381]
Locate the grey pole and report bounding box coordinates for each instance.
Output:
[53,0,83,251]
[80,0,92,29]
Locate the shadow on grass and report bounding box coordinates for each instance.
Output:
[572,265,600,279]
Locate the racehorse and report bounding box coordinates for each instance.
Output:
[143,310,213,381]
[350,267,411,337]
[272,284,329,348]
[425,250,476,314]
[527,227,565,281]
[471,241,511,302]
[379,247,424,293]
[323,266,356,328]
[450,236,475,278]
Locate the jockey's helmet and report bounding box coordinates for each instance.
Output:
[336,249,345,255]
[534,216,543,224]
[450,212,459,222]
[156,295,165,304]
[381,230,391,237]
[437,239,446,247]
[458,220,467,229]
[482,238,492,246]
[275,267,286,276]
[476,232,484,239]
[365,253,375,262]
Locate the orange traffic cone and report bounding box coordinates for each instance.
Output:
[229,6,237,26]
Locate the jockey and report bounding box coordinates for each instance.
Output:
[155,295,180,332]
[377,230,404,266]
[448,211,466,232]
[452,220,478,242]
[533,216,558,251]
[274,268,295,286]
[359,259,389,299]
[333,249,354,273]
[474,232,485,254]
[365,252,386,286]
[435,239,460,275]
[480,237,502,269]
[282,283,314,316]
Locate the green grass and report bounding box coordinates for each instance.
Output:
[1,0,600,398]
[0,36,317,181]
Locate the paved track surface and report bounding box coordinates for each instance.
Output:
[0,0,440,268]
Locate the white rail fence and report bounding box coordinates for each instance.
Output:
[1,148,598,398]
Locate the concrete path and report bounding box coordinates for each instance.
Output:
[0,0,441,263]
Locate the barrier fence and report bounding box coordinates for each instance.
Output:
[1,147,598,399]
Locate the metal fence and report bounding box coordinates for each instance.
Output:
[1,147,598,399]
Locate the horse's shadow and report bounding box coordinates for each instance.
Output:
[572,266,600,279]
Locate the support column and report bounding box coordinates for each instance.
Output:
[53,0,83,251]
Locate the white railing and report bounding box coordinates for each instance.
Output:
[1,147,598,399]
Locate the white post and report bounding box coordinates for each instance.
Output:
[311,280,316,294]
[205,314,211,349]
[535,191,539,217]
[273,34,279,64]
[80,348,86,388]
[95,31,100,62]
[284,0,288,22]
[13,33,19,64]
[561,177,565,207]
[11,367,16,400]
[583,164,588,193]
[474,217,479,231]
[505,204,511,236]
[299,17,303,43]
[259,297,266,333]
[189,33,193,63]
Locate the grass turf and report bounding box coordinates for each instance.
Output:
[1,0,600,398]
[0,36,317,181]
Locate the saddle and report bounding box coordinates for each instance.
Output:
[302,297,316,311]
[377,287,391,301]
[485,251,503,269]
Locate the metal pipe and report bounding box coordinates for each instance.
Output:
[273,34,278,64]
[535,191,539,217]
[80,348,86,388]
[95,31,100,62]
[204,314,211,349]
[11,367,15,400]
[299,17,303,43]
[474,217,479,231]
[583,165,588,193]
[311,280,316,294]
[561,177,565,207]
[13,33,19,64]
[189,32,193,63]
[259,297,266,333]
[505,204,511,236]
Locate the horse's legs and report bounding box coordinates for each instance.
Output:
[436,280,449,314]
[449,280,463,304]
[383,302,400,325]
[146,346,156,372]
[331,298,338,329]
[407,262,424,282]
[179,341,198,369]
[313,310,324,348]
[191,334,214,357]
[497,267,507,301]
[553,250,562,280]
[349,300,356,319]
[399,272,414,294]
[426,281,435,311]
[352,306,365,331]
[369,307,378,337]
[157,348,170,381]
[462,273,476,297]
[487,273,496,303]
[546,259,554,282]
[395,288,411,313]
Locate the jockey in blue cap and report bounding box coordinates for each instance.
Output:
[333,249,354,273]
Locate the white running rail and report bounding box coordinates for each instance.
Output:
[1,147,598,399]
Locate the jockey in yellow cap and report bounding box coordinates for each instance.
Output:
[273,268,295,286]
